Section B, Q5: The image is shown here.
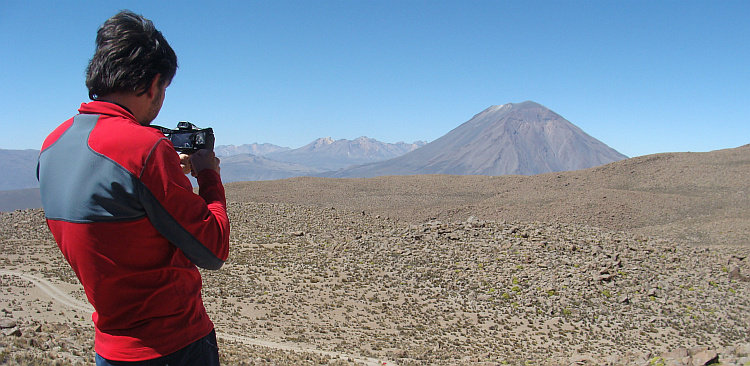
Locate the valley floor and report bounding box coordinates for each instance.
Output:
[1,204,749,365]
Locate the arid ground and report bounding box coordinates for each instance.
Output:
[2,146,749,365]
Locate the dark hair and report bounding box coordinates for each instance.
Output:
[85,10,178,100]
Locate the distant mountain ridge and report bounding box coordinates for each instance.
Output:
[214,143,289,157]
[213,137,426,182]
[323,101,627,178]
[265,136,426,171]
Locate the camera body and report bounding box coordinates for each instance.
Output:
[159,122,215,153]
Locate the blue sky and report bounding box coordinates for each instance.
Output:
[1,0,748,158]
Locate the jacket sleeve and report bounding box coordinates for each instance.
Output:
[137,138,230,269]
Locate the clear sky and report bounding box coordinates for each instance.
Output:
[1,0,748,158]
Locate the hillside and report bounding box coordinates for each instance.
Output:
[0,149,39,191]
[0,188,41,212]
[220,153,326,182]
[228,144,750,247]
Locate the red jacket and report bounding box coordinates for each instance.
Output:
[37,101,230,361]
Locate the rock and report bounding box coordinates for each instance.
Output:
[736,344,750,357]
[569,354,597,364]
[26,337,40,348]
[466,215,485,228]
[728,266,750,282]
[2,327,21,336]
[603,354,623,365]
[661,348,691,366]
[664,359,688,366]
[0,318,16,329]
[596,272,616,282]
[691,350,718,366]
[663,348,689,359]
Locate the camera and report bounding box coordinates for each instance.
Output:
[155,122,215,153]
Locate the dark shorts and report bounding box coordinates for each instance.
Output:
[95,329,220,366]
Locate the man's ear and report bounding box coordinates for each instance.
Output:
[146,74,162,99]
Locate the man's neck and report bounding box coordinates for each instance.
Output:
[95,93,147,125]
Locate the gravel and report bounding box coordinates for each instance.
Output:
[2,146,749,365]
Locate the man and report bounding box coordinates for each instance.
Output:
[37,10,230,366]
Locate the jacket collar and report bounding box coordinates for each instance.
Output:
[78,100,138,124]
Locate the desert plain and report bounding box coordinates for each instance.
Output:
[2,146,750,365]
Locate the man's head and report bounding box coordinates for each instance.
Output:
[85,10,178,102]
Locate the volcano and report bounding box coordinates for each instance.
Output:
[324,101,627,177]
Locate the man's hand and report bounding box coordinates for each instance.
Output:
[189,149,221,177]
[179,153,193,175]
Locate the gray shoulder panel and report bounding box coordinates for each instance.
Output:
[38,114,144,223]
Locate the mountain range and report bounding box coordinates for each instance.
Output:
[207,137,427,182]
[214,143,290,157]
[266,136,426,171]
[1,101,626,210]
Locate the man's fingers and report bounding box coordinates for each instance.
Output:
[179,153,192,175]
[189,149,220,176]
